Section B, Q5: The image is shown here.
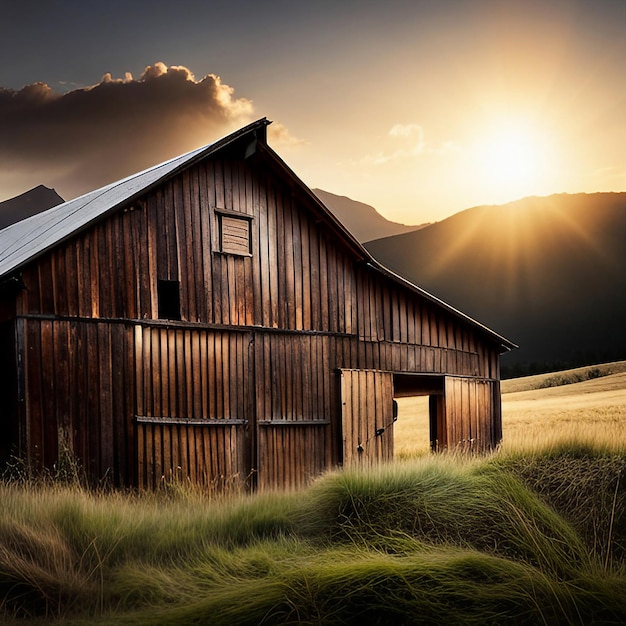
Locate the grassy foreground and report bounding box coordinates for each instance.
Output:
[2,363,625,624]
[1,446,625,625]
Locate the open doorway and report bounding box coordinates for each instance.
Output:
[393,374,445,458]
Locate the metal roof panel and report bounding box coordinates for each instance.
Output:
[0,145,208,278]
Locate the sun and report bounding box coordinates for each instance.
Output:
[474,119,551,199]
[481,130,538,181]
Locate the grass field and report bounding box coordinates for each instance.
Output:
[1,362,625,624]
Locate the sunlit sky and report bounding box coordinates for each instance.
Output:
[1,0,624,223]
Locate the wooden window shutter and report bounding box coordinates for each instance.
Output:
[219,213,252,256]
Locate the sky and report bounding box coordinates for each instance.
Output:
[0,0,624,224]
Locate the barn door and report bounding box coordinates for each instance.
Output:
[340,369,394,468]
[134,326,253,490]
[443,376,498,451]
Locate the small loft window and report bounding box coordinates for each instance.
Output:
[157,279,181,320]
[217,211,252,256]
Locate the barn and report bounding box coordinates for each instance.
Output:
[0,118,515,490]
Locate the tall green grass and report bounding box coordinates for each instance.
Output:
[493,442,626,569]
[2,446,625,624]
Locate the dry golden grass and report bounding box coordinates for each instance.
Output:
[501,371,626,453]
[395,364,626,458]
[501,360,626,394]
[394,396,431,458]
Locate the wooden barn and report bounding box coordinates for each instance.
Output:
[0,119,515,490]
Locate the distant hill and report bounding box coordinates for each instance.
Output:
[313,189,428,242]
[0,185,64,230]
[365,193,626,375]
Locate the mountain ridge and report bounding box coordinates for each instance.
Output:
[365,192,626,374]
[0,185,64,230]
[313,188,428,242]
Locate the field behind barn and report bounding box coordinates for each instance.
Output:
[1,363,625,625]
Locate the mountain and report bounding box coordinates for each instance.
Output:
[365,193,626,375]
[313,189,428,242]
[0,185,64,230]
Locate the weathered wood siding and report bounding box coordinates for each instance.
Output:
[18,318,135,483]
[254,332,334,490]
[6,148,505,488]
[15,156,501,383]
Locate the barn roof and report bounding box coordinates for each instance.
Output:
[0,118,516,351]
[0,120,266,282]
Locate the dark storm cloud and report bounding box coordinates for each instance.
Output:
[0,62,254,199]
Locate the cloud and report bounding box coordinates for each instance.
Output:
[388,123,423,139]
[0,62,300,201]
[347,123,426,166]
[346,123,461,167]
[268,121,309,149]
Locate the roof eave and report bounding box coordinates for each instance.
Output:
[369,260,518,352]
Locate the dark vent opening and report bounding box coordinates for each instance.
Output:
[157,279,181,320]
